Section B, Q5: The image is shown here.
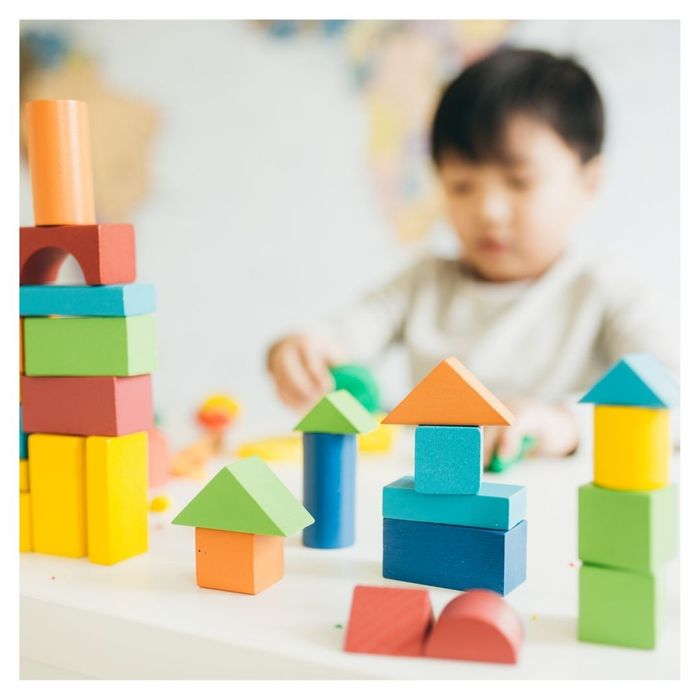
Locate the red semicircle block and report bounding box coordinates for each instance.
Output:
[424,589,523,664]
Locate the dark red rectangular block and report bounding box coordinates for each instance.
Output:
[21,375,153,436]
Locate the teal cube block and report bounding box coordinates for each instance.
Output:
[578,483,678,573]
[383,476,525,530]
[415,425,482,495]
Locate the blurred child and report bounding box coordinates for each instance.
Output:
[267,48,678,462]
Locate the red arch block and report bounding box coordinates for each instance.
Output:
[20,224,136,285]
[424,589,523,664]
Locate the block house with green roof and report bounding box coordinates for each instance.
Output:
[172,456,313,594]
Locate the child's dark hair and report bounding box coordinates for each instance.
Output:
[431,48,604,165]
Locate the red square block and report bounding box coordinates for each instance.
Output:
[344,585,433,657]
[21,375,153,436]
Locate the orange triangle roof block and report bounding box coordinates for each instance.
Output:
[382,357,515,427]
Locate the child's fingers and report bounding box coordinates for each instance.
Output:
[298,340,333,393]
[482,427,501,466]
[276,348,322,407]
[496,425,525,460]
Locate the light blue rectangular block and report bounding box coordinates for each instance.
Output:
[415,425,482,494]
[383,476,526,530]
[20,284,156,317]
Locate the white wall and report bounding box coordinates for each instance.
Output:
[19,20,679,446]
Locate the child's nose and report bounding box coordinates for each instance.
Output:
[477,188,511,226]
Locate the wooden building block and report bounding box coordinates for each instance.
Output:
[383,477,526,531]
[194,528,284,594]
[20,459,29,493]
[173,457,314,537]
[593,405,670,490]
[579,353,679,408]
[20,493,32,552]
[28,434,87,557]
[294,390,376,434]
[20,318,24,373]
[415,425,482,495]
[302,433,356,548]
[23,315,156,377]
[25,99,95,226]
[382,356,514,427]
[358,416,397,454]
[578,564,664,649]
[383,518,527,595]
[20,224,135,285]
[148,427,170,489]
[331,364,381,413]
[344,585,434,656]
[579,482,678,573]
[20,406,28,458]
[86,432,149,565]
[424,589,523,664]
[487,435,536,473]
[21,375,154,436]
[20,283,156,317]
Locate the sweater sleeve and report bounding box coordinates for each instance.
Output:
[306,256,433,365]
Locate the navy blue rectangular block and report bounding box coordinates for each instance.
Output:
[383,517,527,595]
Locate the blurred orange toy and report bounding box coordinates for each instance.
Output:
[170,394,240,478]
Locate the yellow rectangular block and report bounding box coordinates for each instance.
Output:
[20,459,29,492]
[594,405,670,490]
[20,492,32,552]
[86,431,149,565]
[29,434,87,557]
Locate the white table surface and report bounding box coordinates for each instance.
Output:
[19,433,680,680]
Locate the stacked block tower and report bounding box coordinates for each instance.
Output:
[381,357,527,594]
[577,354,679,649]
[19,99,159,565]
[295,390,376,548]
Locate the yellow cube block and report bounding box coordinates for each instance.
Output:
[29,434,87,557]
[20,492,32,552]
[594,405,670,490]
[20,459,29,492]
[358,415,397,454]
[86,432,149,565]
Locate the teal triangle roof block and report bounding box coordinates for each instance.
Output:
[294,389,377,434]
[172,456,314,535]
[579,354,679,408]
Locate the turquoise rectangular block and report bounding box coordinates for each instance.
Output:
[20,406,28,459]
[383,476,526,530]
[415,425,482,494]
[20,284,156,317]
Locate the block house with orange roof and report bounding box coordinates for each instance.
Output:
[381,356,527,595]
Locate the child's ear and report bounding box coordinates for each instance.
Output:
[581,155,604,197]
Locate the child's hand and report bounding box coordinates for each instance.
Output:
[267,334,347,411]
[483,398,579,464]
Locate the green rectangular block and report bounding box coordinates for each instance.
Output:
[578,482,678,573]
[23,315,157,377]
[578,564,665,650]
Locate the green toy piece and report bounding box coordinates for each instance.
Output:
[578,482,678,573]
[487,434,536,473]
[294,390,377,434]
[578,564,663,649]
[330,364,381,413]
[23,315,157,377]
[172,456,314,536]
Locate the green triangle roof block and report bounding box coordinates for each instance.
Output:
[294,389,377,434]
[579,354,679,408]
[172,456,314,535]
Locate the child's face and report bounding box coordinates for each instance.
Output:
[437,114,601,282]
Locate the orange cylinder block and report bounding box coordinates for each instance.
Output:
[25,99,96,226]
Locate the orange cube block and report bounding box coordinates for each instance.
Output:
[194,527,284,594]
